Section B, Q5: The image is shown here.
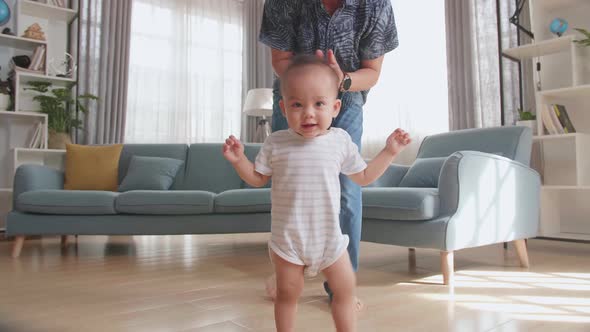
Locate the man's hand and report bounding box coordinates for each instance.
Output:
[385,129,411,156]
[316,49,344,84]
[222,135,245,164]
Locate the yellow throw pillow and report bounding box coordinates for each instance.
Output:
[64,144,124,191]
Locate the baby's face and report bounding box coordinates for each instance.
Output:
[280,66,341,139]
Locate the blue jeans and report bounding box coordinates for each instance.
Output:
[271,84,363,273]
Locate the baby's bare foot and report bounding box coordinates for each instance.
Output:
[265,274,277,301]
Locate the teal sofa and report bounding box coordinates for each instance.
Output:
[7,143,271,257]
[7,127,540,285]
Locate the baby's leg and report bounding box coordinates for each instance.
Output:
[265,273,277,301]
[271,251,305,332]
[322,251,356,332]
[266,247,277,300]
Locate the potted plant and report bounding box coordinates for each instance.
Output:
[24,81,98,149]
[515,108,537,135]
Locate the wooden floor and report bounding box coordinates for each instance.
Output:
[1,234,589,332]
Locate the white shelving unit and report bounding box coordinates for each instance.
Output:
[502,35,577,59]
[504,0,590,241]
[11,148,65,178]
[19,0,77,23]
[0,32,47,49]
[0,111,48,229]
[0,0,78,230]
[0,110,47,184]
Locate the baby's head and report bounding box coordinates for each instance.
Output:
[279,55,341,138]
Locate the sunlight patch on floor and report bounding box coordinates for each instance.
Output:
[414,270,590,324]
[509,314,590,323]
[508,295,590,306]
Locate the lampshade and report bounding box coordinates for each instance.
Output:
[243,88,273,117]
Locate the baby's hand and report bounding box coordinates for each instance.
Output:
[385,129,411,155]
[222,135,245,164]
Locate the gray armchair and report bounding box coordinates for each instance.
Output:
[361,126,540,285]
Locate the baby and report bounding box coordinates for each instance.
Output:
[223,55,410,332]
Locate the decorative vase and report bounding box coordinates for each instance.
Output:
[516,120,537,135]
[48,130,72,149]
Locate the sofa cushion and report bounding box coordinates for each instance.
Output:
[214,188,271,213]
[17,190,118,215]
[362,187,439,221]
[399,157,447,188]
[118,144,188,190]
[184,143,263,192]
[118,156,184,192]
[116,190,215,215]
[65,143,123,191]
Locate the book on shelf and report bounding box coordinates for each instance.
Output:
[28,122,44,149]
[541,104,576,135]
[553,104,576,133]
[546,104,564,134]
[33,46,45,71]
[28,47,40,70]
[27,46,46,71]
[541,104,560,135]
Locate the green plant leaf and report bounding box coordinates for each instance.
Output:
[23,81,52,93]
[78,94,99,100]
[573,28,590,47]
[516,108,536,121]
[24,80,99,133]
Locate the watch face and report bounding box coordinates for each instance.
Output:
[343,76,352,90]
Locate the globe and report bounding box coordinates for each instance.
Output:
[0,0,11,26]
[549,18,568,37]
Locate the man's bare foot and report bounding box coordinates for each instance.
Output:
[265,274,277,301]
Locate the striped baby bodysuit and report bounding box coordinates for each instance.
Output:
[255,128,367,277]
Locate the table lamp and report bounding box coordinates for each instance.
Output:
[243,88,273,142]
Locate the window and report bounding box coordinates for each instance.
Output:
[362,1,448,164]
[125,0,243,143]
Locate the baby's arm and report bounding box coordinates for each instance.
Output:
[348,129,411,186]
[223,135,270,188]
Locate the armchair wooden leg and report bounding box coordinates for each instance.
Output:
[514,239,530,268]
[61,235,68,247]
[440,251,454,286]
[12,236,25,258]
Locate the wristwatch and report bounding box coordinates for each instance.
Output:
[340,73,352,92]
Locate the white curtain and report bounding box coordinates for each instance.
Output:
[125,0,244,143]
[362,0,448,164]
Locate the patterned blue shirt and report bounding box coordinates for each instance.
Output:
[259,0,398,104]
